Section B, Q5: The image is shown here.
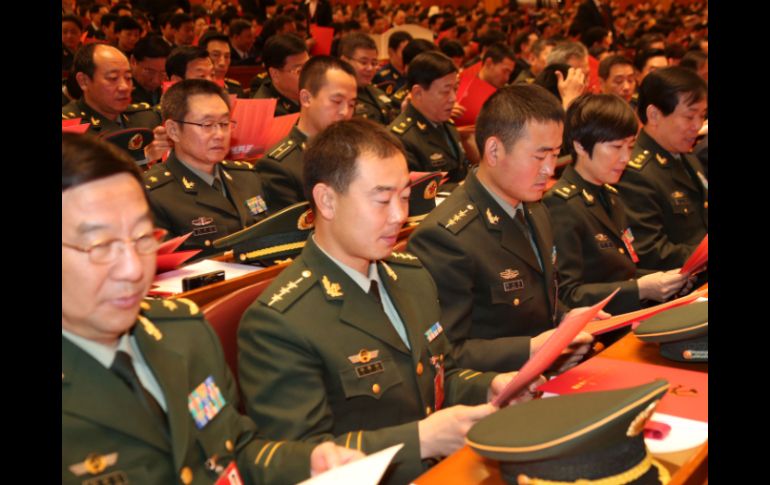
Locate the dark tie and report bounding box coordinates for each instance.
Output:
[212,177,225,196]
[514,208,543,270]
[369,280,383,309]
[111,350,169,434]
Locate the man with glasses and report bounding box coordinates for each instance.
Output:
[144,79,273,257]
[130,35,171,106]
[251,34,308,116]
[339,33,397,125]
[62,132,362,485]
[199,32,246,98]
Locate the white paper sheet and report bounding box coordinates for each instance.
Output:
[295,443,404,485]
[645,412,708,454]
[151,259,262,294]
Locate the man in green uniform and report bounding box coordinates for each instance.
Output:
[338,33,397,125]
[616,66,708,271]
[238,119,536,485]
[62,43,170,164]
[251,34,308,116]
[62,132,362,485]
[199,32,246,98]
[257,56,358,210]
[144,80,272,258]
[130,35,171,106]
[372,31,412,95]
[389,51,469,189]
[408,85,595,373]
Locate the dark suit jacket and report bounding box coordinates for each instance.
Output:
[408,170,566,372]
[306,0,333,26]
[63,298,315,485]
[569,0,615,37]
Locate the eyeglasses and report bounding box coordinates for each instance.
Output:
[173,119,238,132]
[350,57,380,68]
[62,229,166,264]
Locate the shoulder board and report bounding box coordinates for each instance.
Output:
[550,181,579,200]
[603,184,618,194]
[384,251,422,267]
[220,160,255,171]
[124,102,152,113]
[225,77,242,86]
[379,68,391,76]
[439,203,478,235]
[258,72,268,79]
[257,266,316,313]
[143,164,174,190]
[627,149,652,170]
[140,297,201,320]
[267,139,300,161]
[390,115,415,135]
[392,87,408,101]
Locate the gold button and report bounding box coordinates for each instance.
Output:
[425,406,432,415]
[204,240,211,247]
[372,383,381,394]
[180,467,193,485]
[704,201,708,209]
[684,208,689,214]
[513,298,520,306]
[240,254,247,262]
[164,171,171,176]
[302,270,312,278]
[618,248,625,254]
[225,439,234,452]
[416,362,424,375]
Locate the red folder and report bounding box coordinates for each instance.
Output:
[155,232,201,273]
[539,356,707,422]
[62,120,90,134]
[455,75,496,127]
[680,234,708,275]
[491,288,619,407]
[228,98,279,159]
[309,24,335,56]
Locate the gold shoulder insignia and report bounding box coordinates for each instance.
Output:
[604,184,618,194]
[627,150,651,170]
[162,300,177,312]
[267,140,297,161]
[416,121,427,131]
[222,160,255,170]
[225,77,242,86]
[441,204,476,233]
[381,261,397,281]
[90,116,101,127]
[380,68,391,76]
[175,297,200,315]
[321,275,343,298]
[655,153,668,165]
[267,273,311,307]
[553,185,576,199]
[391,251,418,261]
[182,176,195,190]
[445,208,469,228]
[137,315,163,341]
[486,208,499,225]
[581,189,595,205]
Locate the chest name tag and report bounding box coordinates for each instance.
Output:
[355,361,384,378]
[503,279,525,292]
[188,376,227,429]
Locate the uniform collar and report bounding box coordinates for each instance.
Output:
[312,234,380,293]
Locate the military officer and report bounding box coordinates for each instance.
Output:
[145,80,272,258]
[616,67,708,271]
[199,32,246,98]
[372,31,412,96]
[62,43,169,163]
[62,132,362,485]
[251,34,308,116]
[238,119,540,485]
[339,33,398,125]
[257,56,358,210]
[389,52,470,189]
[130,35,171,106]
[408,85,596,373]
[543,94,690,316]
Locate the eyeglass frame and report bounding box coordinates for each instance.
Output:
[62,228,167,264]
[172,119,238,132]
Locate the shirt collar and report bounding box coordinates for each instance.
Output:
[61,329,133,369]
[312,235,381,292]
[476,170,524,220]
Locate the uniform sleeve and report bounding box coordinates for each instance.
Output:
[408,225,532,371]
[256,157,304,211]
[237,303,425,480]
[616,170,695,270]
[545,197,641,314]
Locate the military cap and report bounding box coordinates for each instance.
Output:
[99,127,154,163]
[212,202,314,265]
[406,171,444,225]
[467,380,671,485]
[634,301,708,363]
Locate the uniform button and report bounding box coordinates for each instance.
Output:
[225,439,234,452]
[513,298,520,306]
[467,204,474,210]
[302,270,312,278]
[416,362,424,375]
[618,248,625,254]
[704,201,708,209]
[204,240,211,247]
[684,208,689,214]
[425,406,432,415]
[372,383,381,394]
[180,467,193,485]
[240,254,247,262]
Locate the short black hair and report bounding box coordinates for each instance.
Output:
[633,48,666,72]
[664,42,686,61]
[339,32,378,58]
[63,14,83,31]
[229,19,252,37]
[160,78,230,122]
[637,66,707,124]
[198,32,230,50]
[407,51,457,89]
[564,94,638,157]
[475,84,565,157]
[388,31,413,51]
[262,33,308,71]
[482,42,515,64]
[513,29,535,54]
[165,46,210,78]
[62,133,142,191]
[402,38,437,67]
[114,16,141,33]
[132,35,172,61]
[303,119,405,210]
[169,13,193,30]
[580,26,609,48]
[101,13,119,29]
[439,39,464,59]
[109,2,132,15]
[598,55,633,80]
[73,43,109,79]
[299,56,356,95]
[679,50,707,72]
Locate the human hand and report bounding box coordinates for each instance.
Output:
[488,372,547,406]
[638,270,689,301]
[309,441,365,476]
[555,67,586,109]
[450,102,467,119]
[418,403,496,458]
[531,327,594,373]
[144,125,172,162]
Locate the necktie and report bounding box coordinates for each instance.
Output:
[369,280,383,309]
[212,177,225,196]
[111,350,169,434]
[514,208,543,270]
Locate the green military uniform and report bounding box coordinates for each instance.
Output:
[144,153,271,258]
[408,169,566,373]
[372,62,407,96]
[543,164,656,315]
[62,98,161,135]
[250,78,300,116]
[131,83,162,106]
[238,238,497,485]
[63,298,316,485]
[390,84,409,108]
[224,78,245,98]
[354,84,397,125]
[256,126,308,211]
[615,129,708,270]
[389,103,469,188]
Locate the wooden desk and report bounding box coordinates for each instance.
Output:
[170,262,289,307]
[414,332,708,485]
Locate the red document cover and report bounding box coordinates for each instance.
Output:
[156,250,201,273]
[309,25,335,56]
[491,288,619,407]
[228,98,278,159]
[680,234,708,275]
[539,356,707,423]
[62,122,90,134]
[455,75,497,127]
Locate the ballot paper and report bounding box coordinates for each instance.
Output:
[680,234,708,275]
[150,259,262,295]
[295,444,404,485]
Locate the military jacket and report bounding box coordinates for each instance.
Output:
[615,129,708,270]
[238,238,496,485]
[408,170,566,372]
[543,164,656,315]
[372,62,407,96]
[225,78,245,98]
[63,298,316,485]
[354,85,397,125]
[145,153,271,258]
[250,79,300,116]
[256,126,308,211]
[132,83,162,106]
[389,103,469,187]
[62,98,161,135]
